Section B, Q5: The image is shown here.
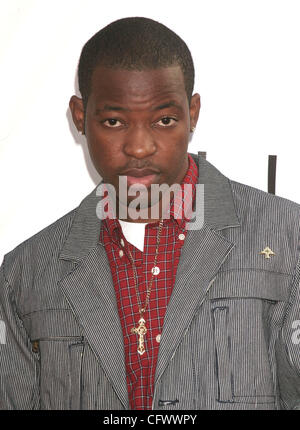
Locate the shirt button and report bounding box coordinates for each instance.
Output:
[119,250,124,258]
[156,334,161,343]
[120,238,125,247]
[178,233,185,241]
[151,266,160,275]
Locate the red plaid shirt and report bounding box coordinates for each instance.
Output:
[99,154,198,410]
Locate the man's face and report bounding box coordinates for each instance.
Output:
[70,65,200,209]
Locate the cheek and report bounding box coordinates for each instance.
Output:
[158,129,189,162]
[86,139,124,181]
[86,119,124,151]
[157,135,189,181]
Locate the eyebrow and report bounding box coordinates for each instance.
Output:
[94,101,183,114]
[95,105,129,114]
[152,101,183,111]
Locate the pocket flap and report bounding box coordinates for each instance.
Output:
[22,309,83,340]
[208,270,293,302]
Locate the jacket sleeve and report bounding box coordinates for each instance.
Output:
[276,251,300,410]
[0,257,40,409]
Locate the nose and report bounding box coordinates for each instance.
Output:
[123,125,157,159]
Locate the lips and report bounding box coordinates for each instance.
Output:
[120,168,160,188]
[121,168,159,177]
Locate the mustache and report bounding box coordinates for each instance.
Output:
[119,162,160,173]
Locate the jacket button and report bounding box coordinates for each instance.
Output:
[31,340,39,354]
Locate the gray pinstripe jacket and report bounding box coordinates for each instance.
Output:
[1,152,300,410]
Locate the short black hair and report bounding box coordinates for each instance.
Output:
[78,17,195,113]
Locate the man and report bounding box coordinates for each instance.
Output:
[0,17,300,410]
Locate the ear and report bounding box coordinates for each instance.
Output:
[69,95,85,134]
[189,93,201,131]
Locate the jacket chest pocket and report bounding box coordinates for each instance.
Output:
[208,270,292,406]
[22,309,85,410]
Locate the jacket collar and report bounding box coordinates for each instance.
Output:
[59,151,240,262]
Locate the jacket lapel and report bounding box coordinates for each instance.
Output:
[155,152,241,384]
[58,185,129,409]
[155,224,236,383]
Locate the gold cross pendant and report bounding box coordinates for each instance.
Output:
[131,317,147,355]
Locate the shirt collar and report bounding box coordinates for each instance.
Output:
[167,153,198,228]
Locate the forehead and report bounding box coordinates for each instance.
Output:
[88,65,187,107]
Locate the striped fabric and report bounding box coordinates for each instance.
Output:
[100,154,198,410]
[0,152,300,410]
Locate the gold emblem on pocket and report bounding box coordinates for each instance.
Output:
[259,247,275,259]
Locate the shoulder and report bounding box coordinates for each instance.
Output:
[230,179,300,222]
[228,179,300,275]
[2,207,77,286]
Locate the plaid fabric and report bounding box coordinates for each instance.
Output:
[99,154,198,410]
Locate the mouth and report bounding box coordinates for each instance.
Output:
[126,174,158,187]
[119,168,160,188]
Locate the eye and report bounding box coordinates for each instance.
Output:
[102,118,123,128]
[156,117,178,127]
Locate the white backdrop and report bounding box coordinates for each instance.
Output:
[1,0,300,261]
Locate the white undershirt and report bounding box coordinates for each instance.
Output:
[118,219,148,252]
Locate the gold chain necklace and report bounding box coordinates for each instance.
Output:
[127,219,164,356]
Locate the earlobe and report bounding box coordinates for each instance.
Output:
[69,95,85,134]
